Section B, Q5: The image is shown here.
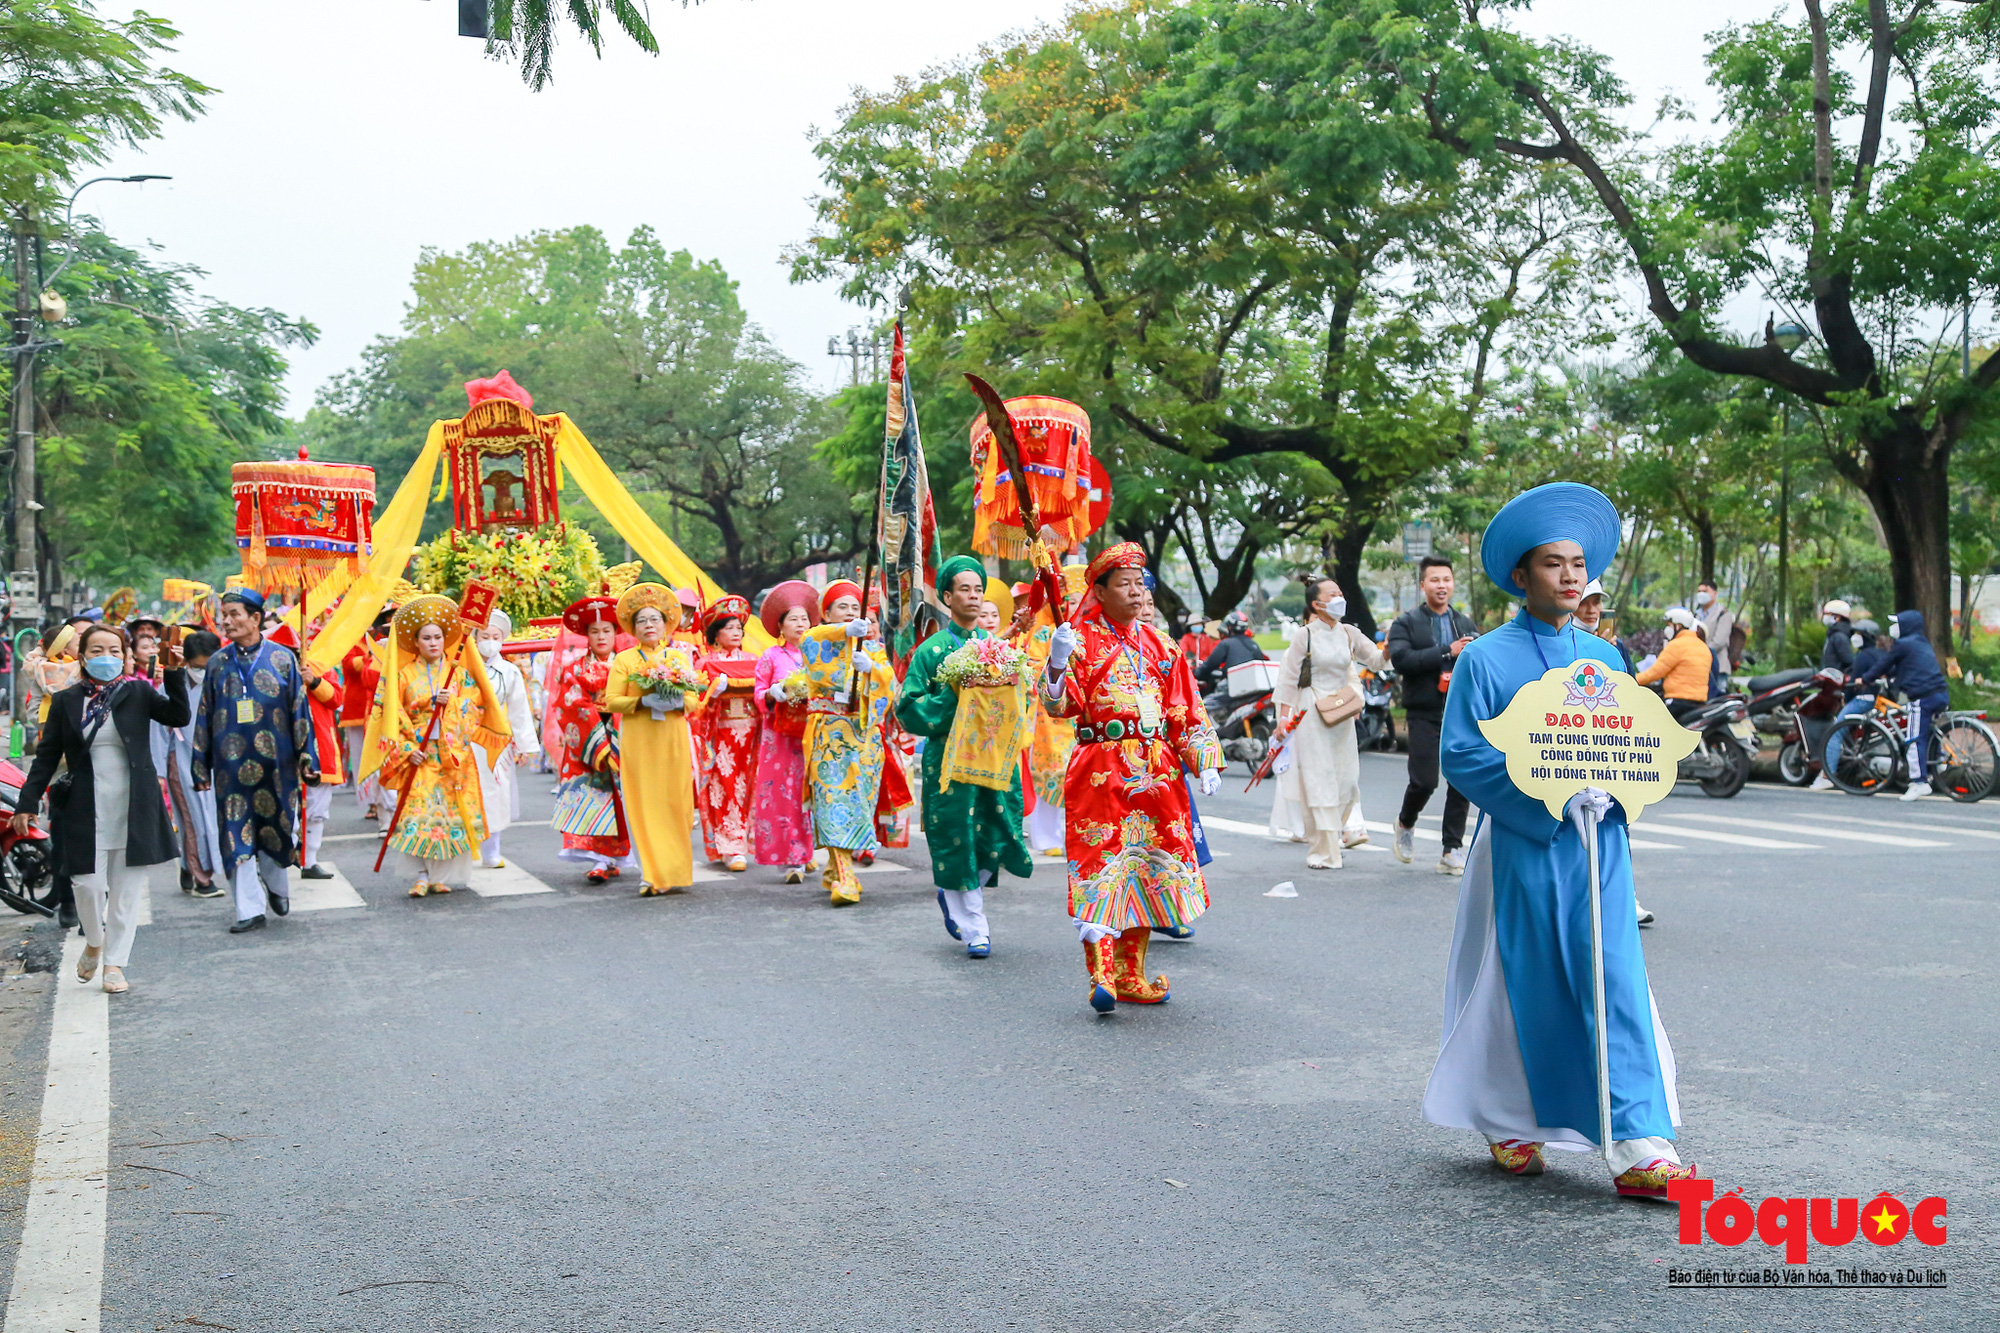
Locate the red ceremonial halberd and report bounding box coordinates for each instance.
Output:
[1044,603,1222,931]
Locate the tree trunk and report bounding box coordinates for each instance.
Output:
[1859,420,1952,648]
[1328,522,1379,641]
[1694,512,1717,588]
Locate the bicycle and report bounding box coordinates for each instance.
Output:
[1824,697,1999,801]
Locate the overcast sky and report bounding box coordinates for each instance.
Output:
[91,0,1753,413]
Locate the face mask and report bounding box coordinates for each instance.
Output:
[84,654,122,682]
[1822,614,1838,627]
[186,666,206,691]
[1891,621,1902,639]
[1694,590,1713,608]
[1322,596,1346,620]
[477,638,501,660]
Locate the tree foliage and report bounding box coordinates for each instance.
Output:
[793,0,1609,635]
[308,226,855,595]
[22,228,313,590]
[0,0,207,210]
[1347,0,2000,642]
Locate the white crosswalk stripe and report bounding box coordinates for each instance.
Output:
[468,862,554,897]
[1657,811,1951,848]
[1631,821,1816,850]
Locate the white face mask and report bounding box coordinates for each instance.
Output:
[186,666,206,691]
[1321,595,1346,620]
[1890,621,1902,639]
[477,637,501,660]
[1822,614,1838,627]
[1694,590,1714,608]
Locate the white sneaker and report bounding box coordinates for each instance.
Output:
[1636,902,1655,925]
[1900,781,1933,802]
[1393,823,1415,863]
[1808,773,1834,791]
[1437,847,1465,876]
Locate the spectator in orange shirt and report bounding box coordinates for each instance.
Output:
[1634,607,1712,722]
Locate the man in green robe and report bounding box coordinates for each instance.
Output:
[896,555,1033,958]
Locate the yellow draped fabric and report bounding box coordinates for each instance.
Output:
[296,414,772,675]
[550,417,775,652]
[303,423,448,674]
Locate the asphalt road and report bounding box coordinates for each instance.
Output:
[1,752,1993,1331]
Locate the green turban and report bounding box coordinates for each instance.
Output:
[936,554,984,595]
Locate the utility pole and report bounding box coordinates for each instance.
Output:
[9,209,46,620]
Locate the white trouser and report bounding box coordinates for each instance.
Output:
[1484,1132,1680,1178]
[939,888,989,947]
[303,785,333,867]
[232,852,290,922]
[76,849,148,968]
[478,833,503,866]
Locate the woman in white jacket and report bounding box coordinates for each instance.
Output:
[473,611,541,868]
[1273,574,1387,869]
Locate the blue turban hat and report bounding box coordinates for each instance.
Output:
[1479,482,1620,595]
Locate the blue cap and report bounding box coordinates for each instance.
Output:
[1479,482,1620,595]
[219,587,267,612]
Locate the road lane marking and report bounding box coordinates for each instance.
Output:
[1189,816,1275,838]
[1781,812,2000,841]
[1662,811,1950,848]
[468,863,554,897]
[1638,823,1817,849]
[5,934,108,1333]
[288,862,366,911]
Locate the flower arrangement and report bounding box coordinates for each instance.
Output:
[635,658,708,712]
[413,522,608,626]
[936,636,1034,690]
[771,669,812,738]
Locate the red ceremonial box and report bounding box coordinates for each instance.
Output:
[232,458,376,594]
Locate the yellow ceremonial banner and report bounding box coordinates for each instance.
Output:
[1476,662,1702,821]
[938,682,1031,792]
[303,422,447,675]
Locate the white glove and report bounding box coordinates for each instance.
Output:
[853,651,874,673]
[1565,785,1614,836]
[844,618,872,639]
[1048,623,1079,671]
[766,683,789,705]
[1198,767,1221,797]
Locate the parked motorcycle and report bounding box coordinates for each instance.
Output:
[1205,657,1280,767]
[0,758,56,917]
[1355,663,1398,752]
[1670,693,1758,797]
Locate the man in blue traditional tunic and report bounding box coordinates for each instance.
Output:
[1421,483,1698,1198]
[192,588,320,934]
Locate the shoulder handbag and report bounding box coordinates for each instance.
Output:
[1301,625,1363,727]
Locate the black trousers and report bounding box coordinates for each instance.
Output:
[1399,712,1469,851]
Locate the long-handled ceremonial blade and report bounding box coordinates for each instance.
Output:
[964,373,1067,621]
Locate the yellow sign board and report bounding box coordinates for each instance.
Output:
[1476,661,1702,821]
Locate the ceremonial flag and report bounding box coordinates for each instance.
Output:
[878,322,940,656]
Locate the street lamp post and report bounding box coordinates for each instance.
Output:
[1771,320,1811,662]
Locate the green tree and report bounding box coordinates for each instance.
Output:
[481,0,662,91]
[793,1,1606,636]
[309,226,856,594]
[1372,0,2000,647]
[0,1,207,210]
[24,227,313,591]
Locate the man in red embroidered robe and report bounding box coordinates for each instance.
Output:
[1042,544,1223,1013]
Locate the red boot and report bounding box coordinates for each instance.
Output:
[1085,937,1116,1013]
[1112,931,1170,1004]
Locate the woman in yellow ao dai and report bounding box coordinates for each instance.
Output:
[601,583,700,896]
